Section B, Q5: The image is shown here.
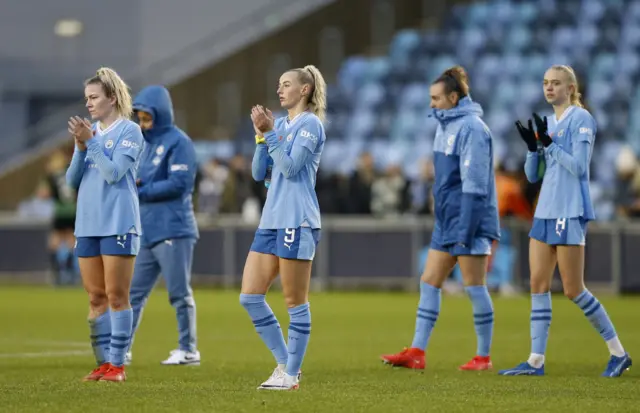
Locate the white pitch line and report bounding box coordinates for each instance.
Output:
[0,350,92,359]
[24,340,88,348]
[0,339,88,348]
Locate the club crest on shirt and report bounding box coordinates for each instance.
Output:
[156,145,164,155]
[445,134,456,155]
[286,134,293,142]
[105,140,114,149]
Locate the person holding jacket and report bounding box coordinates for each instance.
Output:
[380,66,500,372]
[126,85,200,366]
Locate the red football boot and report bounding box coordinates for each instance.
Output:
[99,364,127,382]
[459,355,493,371]
[83,363,111,382]
[381,347,425,369]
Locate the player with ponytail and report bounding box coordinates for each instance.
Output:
[381,66,500,372]
[500,65,632,377]
[66,67,144,382]
[243,65,327,390]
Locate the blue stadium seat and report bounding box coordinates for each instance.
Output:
[323,0,639,211]
[356,82,386,110]
[389,30,421,64]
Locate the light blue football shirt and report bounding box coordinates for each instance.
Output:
[525,106,596,220]
[259,112,325,229]
[66,118,144,237]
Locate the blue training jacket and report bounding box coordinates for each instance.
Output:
[133,85,199,247]
[431,96,500,246]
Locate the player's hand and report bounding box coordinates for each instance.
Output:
[515,119,538,152]
[69,116,93,142]
[251,105,274,133]
[532,113,552,147]
[253,122,263,137]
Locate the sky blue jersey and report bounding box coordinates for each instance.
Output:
[524,106,596,221]
[256,112,325,229]
[66,118,144,237]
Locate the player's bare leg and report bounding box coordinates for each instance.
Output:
[381,249,456,369]
[241,251,279,295]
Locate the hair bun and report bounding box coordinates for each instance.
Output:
[444,66,468,84]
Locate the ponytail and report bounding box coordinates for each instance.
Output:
[84,67,133,119]
[550,65,584,108]
[292,65,327,122]
[433,65,470,100]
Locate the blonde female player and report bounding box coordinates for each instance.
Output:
[66,68,144,382]
[241,65,327,391]
[499,65,632,377]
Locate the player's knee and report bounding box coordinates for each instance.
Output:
[283,292,307,309]
[88,292,108,312]
[106,289,129,311]
[563,286,583,301]
[420,271,445,288]
[529,274,551,294]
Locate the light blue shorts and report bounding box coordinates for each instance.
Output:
[76,234,140,257]
[250,227,321,260]
[529,218,587,246]
[430,236,493,257]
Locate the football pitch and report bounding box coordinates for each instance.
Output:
[0,286,638,412]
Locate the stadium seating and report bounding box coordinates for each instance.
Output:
[199,0,640,219]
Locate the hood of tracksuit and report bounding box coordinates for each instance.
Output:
[133,85,174,143]
[430,96,484,125]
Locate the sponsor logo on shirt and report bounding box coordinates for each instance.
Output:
[170,164,189,172]
[121,140,139,149]
[300,129,318,144]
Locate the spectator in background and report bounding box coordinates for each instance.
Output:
[17,180,54,220]
[411,158,435,215]
[197,158,229,215]
[346,152,376,214]
[490,159,534,295]
[371,164,411,217]
[46,150,78,286]
[220,154,253,214]
[615,145,640,218]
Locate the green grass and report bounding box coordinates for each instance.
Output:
[0,287,638,412]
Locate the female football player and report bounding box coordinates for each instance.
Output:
[381,66,500,372]
[66,67,144,382]
[241,65,326,390]
[499,65,632,377]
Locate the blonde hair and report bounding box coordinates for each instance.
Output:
[291,65,327,122]
[550,65,584,108]
[84,67,133,119]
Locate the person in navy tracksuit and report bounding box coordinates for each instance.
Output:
[126,85,200,366]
